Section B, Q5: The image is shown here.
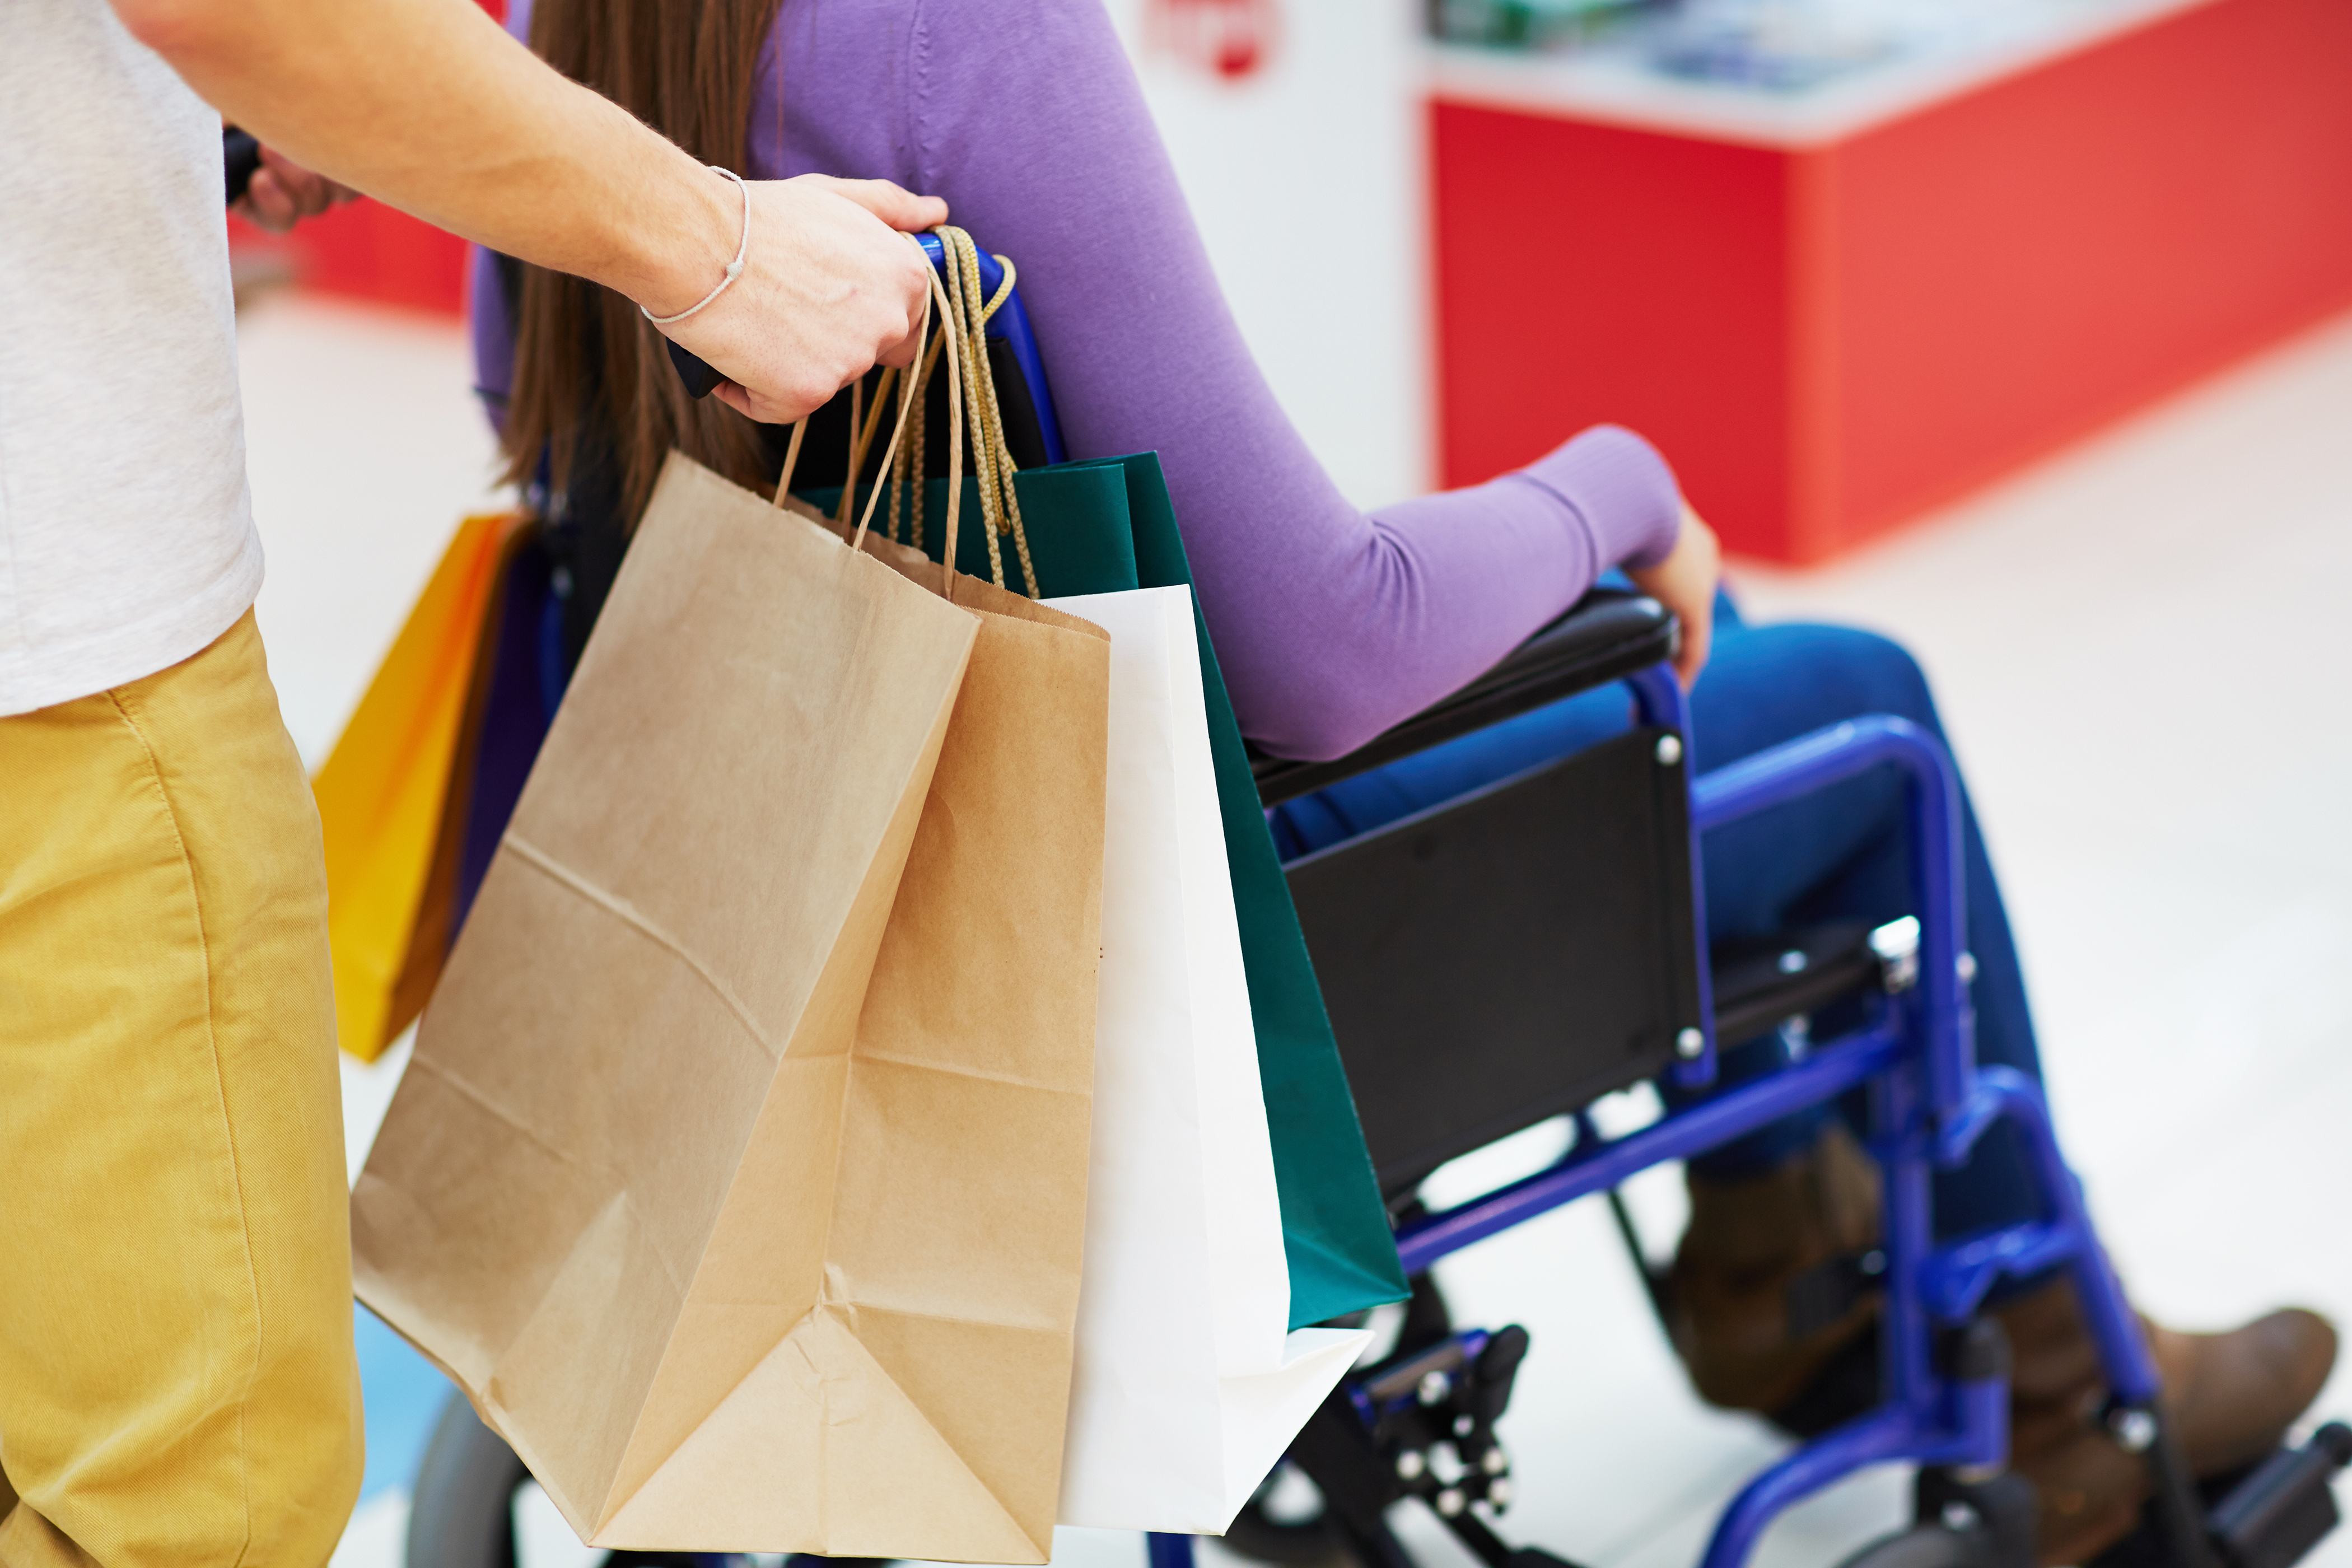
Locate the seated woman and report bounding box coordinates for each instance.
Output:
[469,1,2333,1558]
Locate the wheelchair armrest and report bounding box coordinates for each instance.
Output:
[1252,589,1679,807]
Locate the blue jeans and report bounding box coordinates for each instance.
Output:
[1269,594,2044,1240]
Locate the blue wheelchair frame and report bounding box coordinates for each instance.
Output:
[1147,659,2176,1568]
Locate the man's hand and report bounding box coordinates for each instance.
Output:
[232,144,356,233]
[664,176,947,426]
[1627,502,1721,689]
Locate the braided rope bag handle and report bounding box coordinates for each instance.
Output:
[769,240,974,601]
[895,227,1038,596]
[948,228,1039,598]
[768,227,1027,598]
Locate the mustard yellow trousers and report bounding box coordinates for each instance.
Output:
[0,612,362,1567]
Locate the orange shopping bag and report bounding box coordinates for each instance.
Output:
[313,511,529,1061]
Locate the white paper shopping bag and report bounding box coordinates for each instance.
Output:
[1043,586,1373,1533]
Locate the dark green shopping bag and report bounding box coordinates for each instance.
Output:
[809,458,1408,1327]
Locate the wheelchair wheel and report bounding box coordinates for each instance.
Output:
[1834,1524,1988,1568]
[403,1389,712,1568]
[1221,1274,1454,1568]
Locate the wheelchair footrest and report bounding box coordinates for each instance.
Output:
[2082,1422,2350,1568]
[1916,1467,2038,1568]
[1290,1325,1566,1568]
[2209,1423,2352,1568]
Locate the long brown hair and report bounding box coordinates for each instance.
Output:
[498,0,785,525]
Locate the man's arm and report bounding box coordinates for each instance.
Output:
[120,0,945,422]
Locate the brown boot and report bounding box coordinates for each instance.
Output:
[1666,1122,1883,1415]
[1999,1280,2337,1566]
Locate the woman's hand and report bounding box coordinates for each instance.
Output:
[233,144,357,232]
[1626,501,1721,689]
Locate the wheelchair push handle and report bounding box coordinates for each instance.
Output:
[222,128,263,205]
[665,339,726,399]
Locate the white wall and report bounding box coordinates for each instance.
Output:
[1102,0,1432,510]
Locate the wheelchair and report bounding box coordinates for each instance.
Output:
[402,582,2348,1568]
[1222,593,2352,1568]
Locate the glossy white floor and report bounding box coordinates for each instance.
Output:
[235,294,2352,1568]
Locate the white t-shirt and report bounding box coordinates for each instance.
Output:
[0,0,264,717]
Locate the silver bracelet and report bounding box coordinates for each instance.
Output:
[641,165,750,327]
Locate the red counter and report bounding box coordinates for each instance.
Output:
[1431,0,2352,562]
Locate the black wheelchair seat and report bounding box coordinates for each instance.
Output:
[1710,921,1894,1051]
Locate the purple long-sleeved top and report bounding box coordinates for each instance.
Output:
[473,0,1683,761]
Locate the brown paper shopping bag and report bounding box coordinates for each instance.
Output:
[353,424,1110,1560]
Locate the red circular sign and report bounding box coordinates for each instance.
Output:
[1146,0,1281,81]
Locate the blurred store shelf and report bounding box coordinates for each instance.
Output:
[1425,0,2211,142]
[1427,0,2352,561]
